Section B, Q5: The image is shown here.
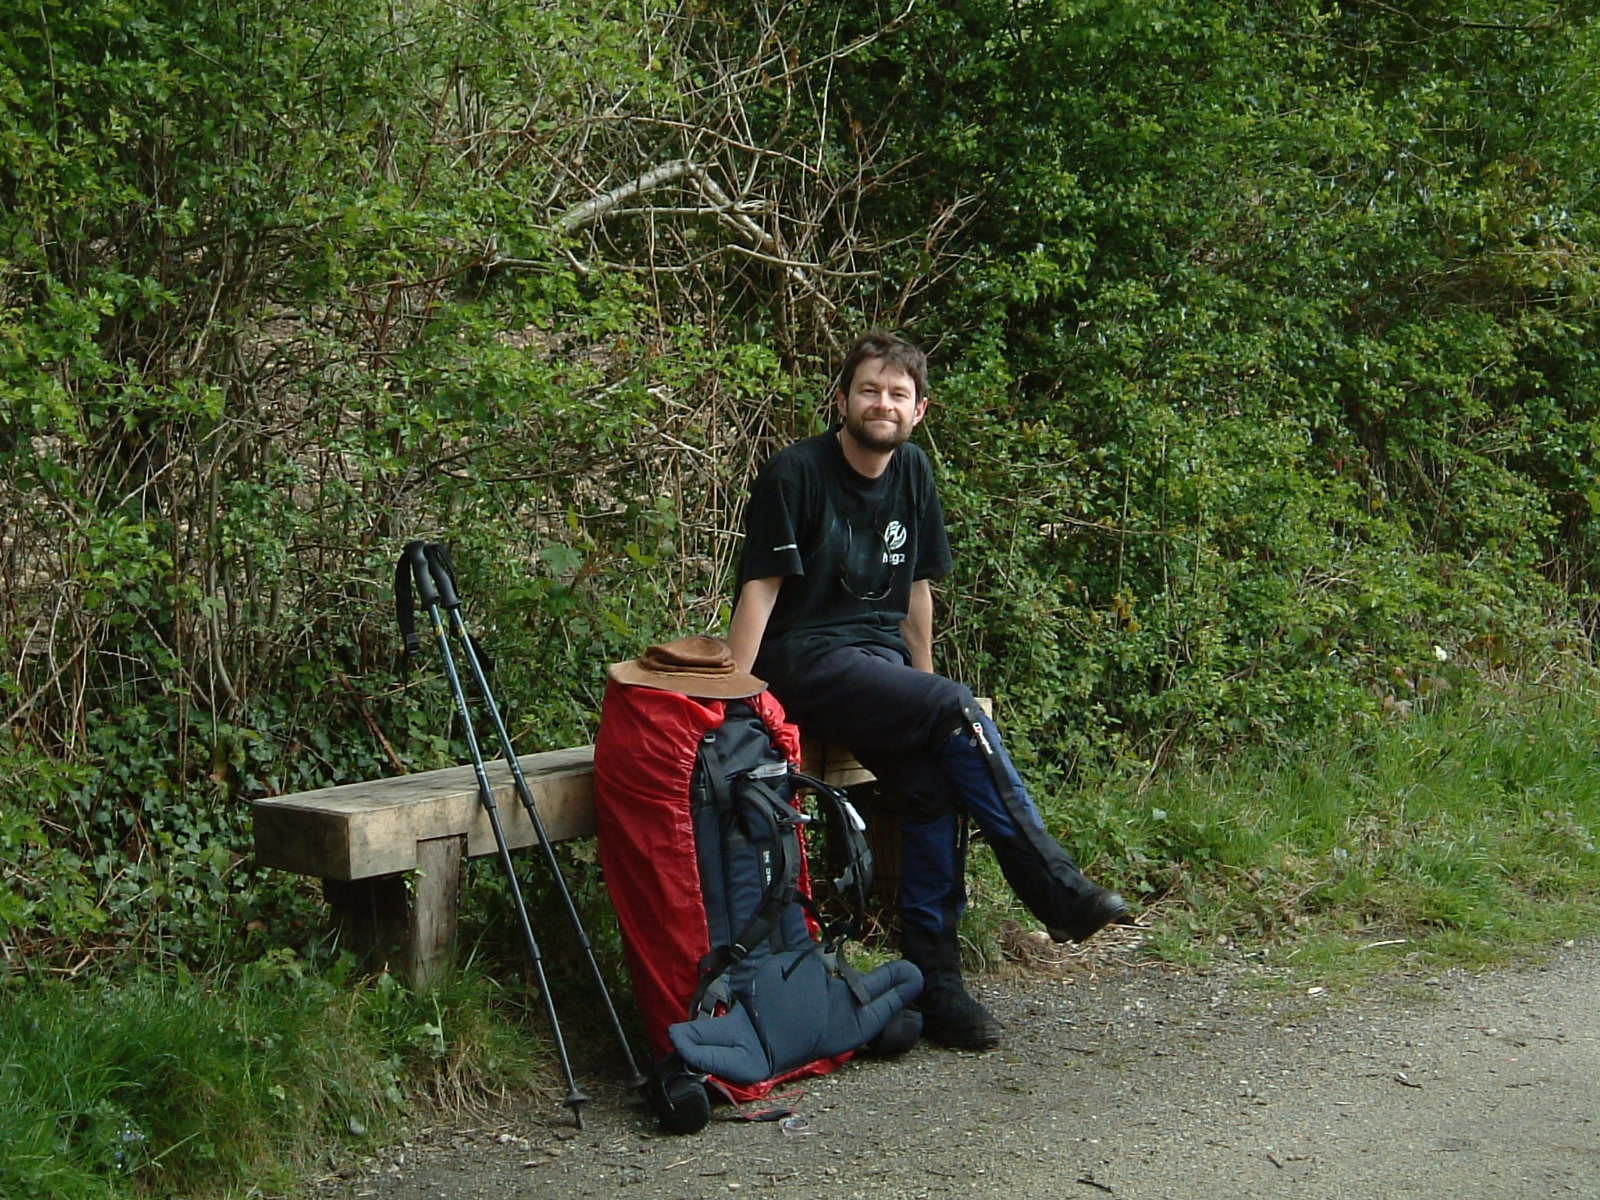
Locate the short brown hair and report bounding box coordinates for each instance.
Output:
[835,330,928,402]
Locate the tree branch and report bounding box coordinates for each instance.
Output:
[552,159,694,233]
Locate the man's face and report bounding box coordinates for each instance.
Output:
[837,358,927,454]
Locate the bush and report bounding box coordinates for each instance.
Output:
[4,0,1600,979]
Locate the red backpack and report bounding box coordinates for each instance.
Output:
[593,678,922,1132]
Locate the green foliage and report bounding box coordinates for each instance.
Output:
[450,841,646,1056]
[3,0,1600,986]
[0,952,541,1198]
[792,0,1600,768]
[3,10,1600,1192]
[1027,665,1600,980]
[0,0,784,971]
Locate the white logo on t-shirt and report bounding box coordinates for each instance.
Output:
[883,521,908,552]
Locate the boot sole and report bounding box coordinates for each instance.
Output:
[923,1023,1002,1051]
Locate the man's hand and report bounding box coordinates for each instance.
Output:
[728,576,783,674]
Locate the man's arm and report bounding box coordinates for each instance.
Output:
[728,575,783,674]
[902,577,935,672]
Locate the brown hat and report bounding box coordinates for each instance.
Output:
[607,635,766,699]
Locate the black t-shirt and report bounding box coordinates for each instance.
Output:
[737,431,952,684]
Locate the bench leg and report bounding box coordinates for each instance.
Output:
[321,834,464,987]
[858,781,906,913]
[323,873,410,975]
[404,835,464,988]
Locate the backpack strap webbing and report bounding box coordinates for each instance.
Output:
[786,772,877,1008]
[688,774,806,1018]
[394,541,424,666]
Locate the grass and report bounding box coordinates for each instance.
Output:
[975,671,1600,986]
[0,952,545,1199]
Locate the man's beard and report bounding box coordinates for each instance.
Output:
[843,410,910,453]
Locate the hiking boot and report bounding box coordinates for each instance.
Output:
[902,927,1003,1051]
[1046,887,1131,944]
[919,977,1004,1050]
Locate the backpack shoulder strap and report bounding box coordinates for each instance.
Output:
[687,773,806,1017]
[789,772,874,937]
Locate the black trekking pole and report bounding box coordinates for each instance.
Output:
[397,541,590,1128]
[422,543,648,1094]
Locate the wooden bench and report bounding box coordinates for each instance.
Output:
[252,738,884,986]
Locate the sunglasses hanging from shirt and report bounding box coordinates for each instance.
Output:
[837,513,901,602]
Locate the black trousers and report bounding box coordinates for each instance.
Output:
[767,644,970,817]
[768,643,1103,938]
[769,645,982,934]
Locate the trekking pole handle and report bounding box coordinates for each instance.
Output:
[404,541,439,607]
[426,544,461,610]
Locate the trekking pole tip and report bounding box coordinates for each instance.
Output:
[565,1089,590,1130]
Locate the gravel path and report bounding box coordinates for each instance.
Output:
[312,935,1598,1199]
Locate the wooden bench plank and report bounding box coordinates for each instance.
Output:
[253,747,597,882]
[252,739,886,884]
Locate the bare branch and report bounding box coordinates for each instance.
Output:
[553,159,695,233]
[677,1,921,101]
[682,161,838,309]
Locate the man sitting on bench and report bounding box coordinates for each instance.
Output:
[728,330,1129,1051]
